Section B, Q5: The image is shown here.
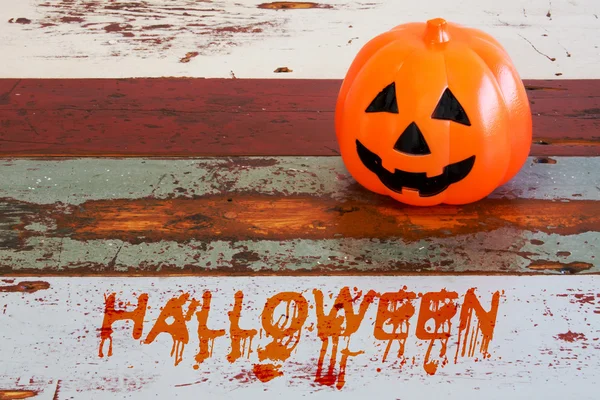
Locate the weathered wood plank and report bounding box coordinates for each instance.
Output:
[0,276,599,399]
[1,0,599,79]
[0,78,341,112]
[0,79,598,157]
[3,79,598,111]
[0,157,597,275]
[1,157,597,203]
[0,108,334,157]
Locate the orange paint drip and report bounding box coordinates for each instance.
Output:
[415,289,459,375]
[144,293,199,366]
[454,289,501,363]
[195,291,226,365]
[252,363,284,382]
[258,292,309,363]
[227,291,258,363]
[313,287,376,389]
[98,292,148,358]
[373,289,417,362]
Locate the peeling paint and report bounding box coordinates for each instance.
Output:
[0,229,597,275]
[257,2,333,10]
[180,51,199,63]
[17,0,287,56]
[527,261,593,274]
[0,390,38,399]
[8,18,32,25]
[0,157,597,205]
[0,281,50,293]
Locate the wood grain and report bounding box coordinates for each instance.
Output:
[0,390,38,399]
[6,196,596,243]
[2,0,599,79]
[0,79,598,157]
[0,156,597,276]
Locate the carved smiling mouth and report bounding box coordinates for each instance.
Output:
[356,139,476,197]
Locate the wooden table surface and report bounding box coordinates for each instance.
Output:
[0,0,599,399]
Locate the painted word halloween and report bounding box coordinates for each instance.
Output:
[98,287,501,389]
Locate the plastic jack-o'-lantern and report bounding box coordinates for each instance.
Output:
[335,18,532,206]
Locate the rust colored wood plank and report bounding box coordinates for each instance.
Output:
[0,79,598,157]
[1,196,598,276]
[15,196,599,242]
[0,109,334,156]
[530,143,599,157]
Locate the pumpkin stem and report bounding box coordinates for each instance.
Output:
[425,18,450,44]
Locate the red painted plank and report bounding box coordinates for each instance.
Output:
[1,78,339,112]
[0,109,336,156]
[0,78,597,157]
[522,80,600,98]
[531,143,599,157]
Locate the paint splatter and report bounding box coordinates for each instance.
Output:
[556,292,598,309]
[555,331,587,342]
[253,363,284,382]
[144,293,199,366]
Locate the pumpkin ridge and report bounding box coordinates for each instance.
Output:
[470,47,514,182]
[468,39,530,185]
[470,32,512,59]
[439,50,451,203]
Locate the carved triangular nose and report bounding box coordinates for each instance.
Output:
[394,122,431,155]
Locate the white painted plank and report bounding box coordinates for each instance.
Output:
[0,276,599,399]
[0,0,598,79]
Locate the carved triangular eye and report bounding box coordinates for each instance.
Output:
[365,82,398,114]
[431,88,471,126]
[394,122,431,155]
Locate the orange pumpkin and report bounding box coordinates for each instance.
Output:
[335,18,532,206]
